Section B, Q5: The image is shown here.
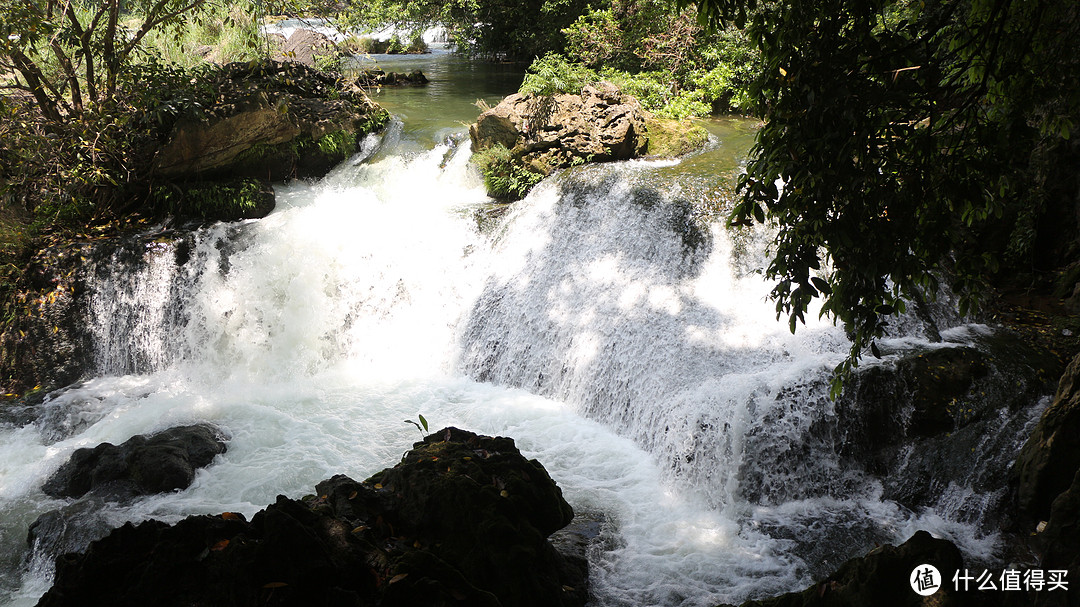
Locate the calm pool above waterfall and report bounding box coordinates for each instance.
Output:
[0,50,1026,607]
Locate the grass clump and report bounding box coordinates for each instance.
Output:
[140,4,266,68]
[472,145,544,202]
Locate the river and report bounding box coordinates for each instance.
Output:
[0,50,1019,606]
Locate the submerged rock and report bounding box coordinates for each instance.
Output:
[36,427,587,607]
[41,423,227,499]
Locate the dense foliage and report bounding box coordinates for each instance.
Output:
[562,0,759,114]
[0,1,275,227]
[0,0,223,120]
[343,0,593,60]
[686,0,1080,384]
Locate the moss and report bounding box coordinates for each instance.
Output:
[310,130,356,159]
[644,116,709,158]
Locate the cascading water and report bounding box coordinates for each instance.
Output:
[0,56,1051,607]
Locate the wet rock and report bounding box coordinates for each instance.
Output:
[734,530,966,607]
[36,427,587,607]
[836,331,1060,518]
[1033,468,1080,607]
[41,423,227,499]
[1013,352,1080,524]
[27,497,113,559]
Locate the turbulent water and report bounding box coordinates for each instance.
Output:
[0,55,1046,607]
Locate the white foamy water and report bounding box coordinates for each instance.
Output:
[0,128,1018,607]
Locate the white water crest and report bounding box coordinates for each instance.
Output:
[0,126,1030,606]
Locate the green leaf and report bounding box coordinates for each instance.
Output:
[418,414,428,433]
[752,203,765,223]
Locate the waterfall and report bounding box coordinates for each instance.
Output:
[0,129,1047,607]
[456,163,855,510]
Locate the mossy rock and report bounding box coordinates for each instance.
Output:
[645,116,710,158]
[154,60,390,183]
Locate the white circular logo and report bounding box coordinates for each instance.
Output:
[910,564,942,596]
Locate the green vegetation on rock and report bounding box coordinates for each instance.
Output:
[472,144,544,202]
[148,178,274,221]
[644,117,709,158]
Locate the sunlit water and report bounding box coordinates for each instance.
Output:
[0,53,1028,607]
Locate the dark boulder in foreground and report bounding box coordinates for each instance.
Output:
[731,530,967,607]
[29,424,228,565]
[41,423,227,500]
[36,427,587,607]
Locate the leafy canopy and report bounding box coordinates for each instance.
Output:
[685,0,1080,387]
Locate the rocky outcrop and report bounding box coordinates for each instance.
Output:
[41,423,227,499]
[732,531,967,607]
[272,29,338,68]
[36,428,587,607]
[1013,352,1080,525]
[470,83,648,172]
[468,83,708,200]
[1034,468,1080,607]
[834,332,1060,519]
[0,241,96,395]
[154,60,389,183]
[1,228,200,396]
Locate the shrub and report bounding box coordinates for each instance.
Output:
[519,53,598,96]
